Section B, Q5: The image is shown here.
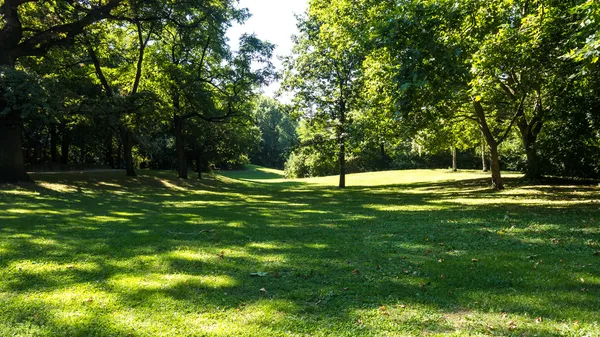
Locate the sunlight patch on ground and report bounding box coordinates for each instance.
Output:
[110,274,238,290]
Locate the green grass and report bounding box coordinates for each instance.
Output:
[0,166,599,336]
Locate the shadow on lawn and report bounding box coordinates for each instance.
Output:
[0,170,598,336]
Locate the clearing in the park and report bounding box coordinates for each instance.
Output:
[0,167,599,336]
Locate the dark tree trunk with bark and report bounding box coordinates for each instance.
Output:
[60,128,70,166]
[481,141,488,172]
[196,152,202,180]
[518,116,543,181]
[0,112,29,182]
[474,100,505,190]
[50,125,58,163]
[116,141,122,169]
[122,128,136,177]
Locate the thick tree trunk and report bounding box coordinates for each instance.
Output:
[524,144,541,181]
[489,143,504,190]
[174,115,188,179]
[518,120,542,181]
[0,112,29,182]
[451,146,457,172]
[474,100,504,190]
[122,129,136,177]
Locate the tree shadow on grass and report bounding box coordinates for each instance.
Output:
[0,171,599,336]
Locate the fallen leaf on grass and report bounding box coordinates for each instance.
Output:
[217,251,225,259]
[536,316,543,324]
[508,321,517,330]
[352,269,360,275]
[378,306,390,316]
[259,288,267,293]
[472,258,478,263]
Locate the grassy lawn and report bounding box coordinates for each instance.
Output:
[0,166,599,336]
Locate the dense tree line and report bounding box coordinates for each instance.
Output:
[0,0,275,182]
[283,0,600,189]
[2,1,599,189]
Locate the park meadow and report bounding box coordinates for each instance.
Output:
[1,167,599,336]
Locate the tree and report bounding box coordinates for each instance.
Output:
[252,97,298,169]
[0,0,124,182]
[283,0,367,188]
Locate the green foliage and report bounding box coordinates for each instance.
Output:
[252,97,298,169]
[0,67,46,118]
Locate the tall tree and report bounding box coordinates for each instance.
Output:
[0,0,124,182]
[283,0,367,188]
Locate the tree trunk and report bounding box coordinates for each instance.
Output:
[196,152,202,180]
[116,141,122,169]
[174,115,188,179]
[50,125,58,163]
[105,133,114,169]
[339,138,346,188]
[524,143,541,181]
[451,146,457,172]
[518,120,542,181]
[474,100,504,190]
[0,112,29,182]
[489,143,504,190]
[338,98,347,189]
[60,128,70,166]
[481,141,488,172]
[122,128,136,177]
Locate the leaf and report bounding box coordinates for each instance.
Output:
[352,269,360,275]
[250,272,269,277]
[378,306,390,316]
[259,288,267,293]
[536,316,543,324]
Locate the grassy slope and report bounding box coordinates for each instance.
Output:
[0,167,598,336]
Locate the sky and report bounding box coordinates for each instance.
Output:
[226,0,309,99]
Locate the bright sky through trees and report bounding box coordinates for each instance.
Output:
[227,0,308,98]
